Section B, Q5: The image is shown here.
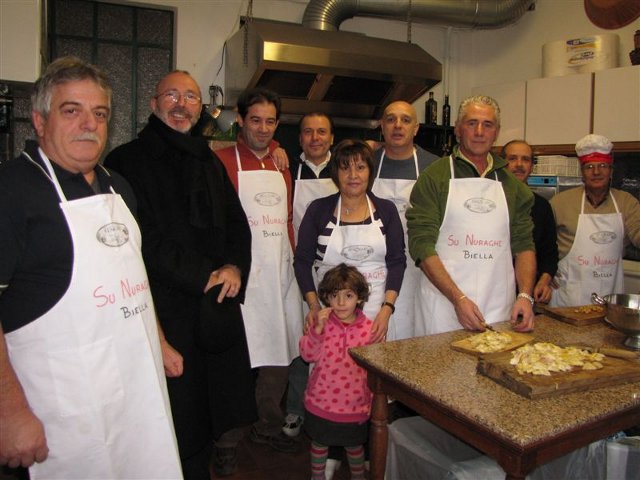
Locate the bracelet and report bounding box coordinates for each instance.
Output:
[381,301,395,314]
[308,302,320,310]
[517,292,534,306]
[456,294,467,304]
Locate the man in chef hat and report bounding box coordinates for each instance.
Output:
[549,134,640,307]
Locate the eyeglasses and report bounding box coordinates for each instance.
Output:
[582,162,612,171]
[155,90,201,105]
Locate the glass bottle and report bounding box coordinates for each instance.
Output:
[442,94,451,127]
[425,92,437,125]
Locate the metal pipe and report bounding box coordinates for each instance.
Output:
[302,0,535,31]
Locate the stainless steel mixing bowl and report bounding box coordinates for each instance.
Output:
[592,293,640,349]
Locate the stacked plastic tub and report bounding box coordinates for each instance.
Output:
[385,416,638,480]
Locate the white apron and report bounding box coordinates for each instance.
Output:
[415,156,515,335]
[550,191,624,307]
[292,162,337,244]
[6,150,182,479]
[235,147,303,367]
[371,149,419,340]
[315,195,387,321]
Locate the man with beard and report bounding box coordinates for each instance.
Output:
[503,140,558,304]
[549,134,640,307]
[105,70,256,479]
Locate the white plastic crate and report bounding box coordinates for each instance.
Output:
[533,155,581,177]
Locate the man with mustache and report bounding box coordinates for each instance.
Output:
[105,70,256,478]
[549,134,640,307]
[503,140,558,304]
[0,57,181,479]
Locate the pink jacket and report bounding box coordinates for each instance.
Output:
[300,309,374,424]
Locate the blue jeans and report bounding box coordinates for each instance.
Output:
[286,356,309,417]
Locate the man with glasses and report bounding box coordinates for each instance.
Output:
[549,134,640,307]
[105,70,256,479]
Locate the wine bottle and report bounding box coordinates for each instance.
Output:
[442,94,451,127]
[425,92,437,125]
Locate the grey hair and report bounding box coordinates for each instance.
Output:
[456,95,501,128]
[31,56,112,119]
[154,69,193,93]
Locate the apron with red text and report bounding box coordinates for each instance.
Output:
[550,191,624,307]
[415,156,515,335]
[371,149,418,340]
[235,147,303,367]
[292,161,337,244]
[315,195,387,321]
[6,150,182,479]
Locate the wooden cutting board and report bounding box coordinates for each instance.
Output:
[539,304,605,326]
[477,350,640,399]
[451,332,534,356]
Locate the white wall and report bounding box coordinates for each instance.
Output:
[0,0,41,81]
[1,0,638,120]
[336,0,639,123]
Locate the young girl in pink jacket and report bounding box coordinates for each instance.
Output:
[300,263,374,480]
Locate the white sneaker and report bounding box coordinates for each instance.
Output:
[282,413,303,437]
[325,458,341,480]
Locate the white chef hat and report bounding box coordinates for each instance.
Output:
[575,134,613,164]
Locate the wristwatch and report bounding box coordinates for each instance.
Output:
[381,301,396,314]
[517,292,534,306]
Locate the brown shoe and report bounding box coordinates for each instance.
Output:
[249,427,300,453]
[212,446,238,477]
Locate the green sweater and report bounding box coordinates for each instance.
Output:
[407,146,534,263]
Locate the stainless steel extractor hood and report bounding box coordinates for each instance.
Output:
[224,1,535,124]
[224,19,442,123]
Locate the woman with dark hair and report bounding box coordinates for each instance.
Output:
[294,139,406,342]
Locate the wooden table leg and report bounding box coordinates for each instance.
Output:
[368,376,388,480]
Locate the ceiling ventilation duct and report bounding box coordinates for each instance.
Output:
[225,0,535,124]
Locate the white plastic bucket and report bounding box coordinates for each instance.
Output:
[542,34,619,78]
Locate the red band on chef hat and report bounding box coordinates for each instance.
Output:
[578,152,613,165]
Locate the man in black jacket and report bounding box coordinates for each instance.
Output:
[503,139,558,303]
[105,70,256,479]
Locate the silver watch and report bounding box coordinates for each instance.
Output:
[517,292,534,306]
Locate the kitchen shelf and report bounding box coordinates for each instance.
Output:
[415,124,455,157]
[531,141,640,156]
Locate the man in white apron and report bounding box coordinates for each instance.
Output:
[407,95,536,335]
[371,101,438,340]
[283,112,338,442]
[0,57,181,479]
[216,88,303,454]
[550,134,640,306]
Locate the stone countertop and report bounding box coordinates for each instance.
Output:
[350,315,640,448]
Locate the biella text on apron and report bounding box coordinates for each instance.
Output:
[414,156,515,335]
[6,149,182,479]
[235,147,303,367]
